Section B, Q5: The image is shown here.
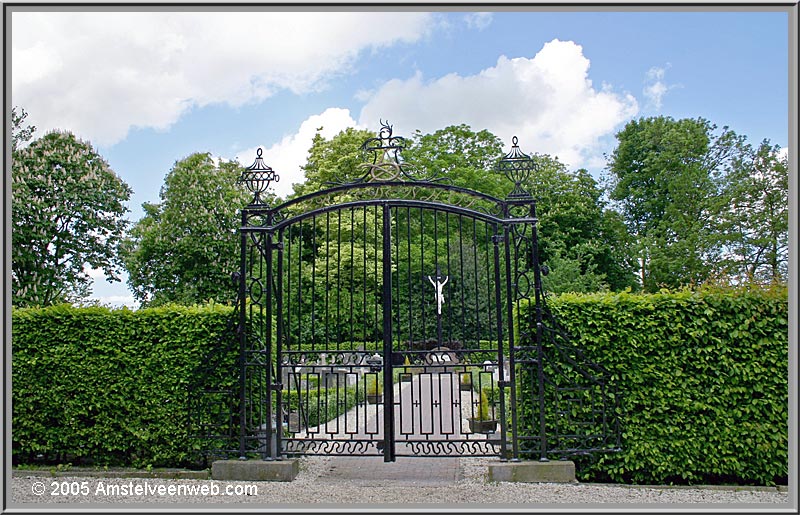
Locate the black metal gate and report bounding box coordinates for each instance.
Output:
[189,122,622,464]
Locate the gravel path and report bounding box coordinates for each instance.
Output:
[12,456,789,507]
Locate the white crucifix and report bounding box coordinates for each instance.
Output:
[427,267,449,315]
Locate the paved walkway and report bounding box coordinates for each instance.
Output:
[320,456,463,485]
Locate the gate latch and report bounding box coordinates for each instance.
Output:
[497,380,510,389]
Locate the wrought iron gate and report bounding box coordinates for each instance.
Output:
[189,122,622,464]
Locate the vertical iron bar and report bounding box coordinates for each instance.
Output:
[472,218,481,339]
[434,209,442,347]
[445,210,453,344]
[394,206,400,353]
[265,229,275,460]
[238,210,248,460]
[458,215,466,346]
[493,225,507,461]
[276,227,285,457]
[311,216,316,350]
[350,208,355,349]
[336,211,342,351]
[381,203,395,462]
[420,207,425,345]
[325,211,330,350]
[286,226,292,349]
[532,218,548,462]
[363,207,368,346]
[485,223,494,343]
[375,204,380,344]
[297,222,303,351]
[406,207,413,350]
[500,222,515,461]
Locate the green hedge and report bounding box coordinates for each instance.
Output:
[12,286,789,485]
[523,286,788,485]
[12,303,235,468]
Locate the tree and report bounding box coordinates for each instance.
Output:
[404,124,507,198]
[12,130,132,307]
[718,140,788,284]
[407,125,638,293]
[293,127,376,197]
[523,158,638,293]
[12,106,36,152]
[121,153,252,307]
[606,116,746,291]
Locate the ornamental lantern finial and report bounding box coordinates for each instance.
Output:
[240,148,279,205]
[495,136,535,200]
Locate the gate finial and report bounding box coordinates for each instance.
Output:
[496,136,535,200]
[241,148,280,205]
[359,120,408,181]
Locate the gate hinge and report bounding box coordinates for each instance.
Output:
[497,380,510,389]
[271,242,284,250]
[270,383,283,391]
[491,234,505,244]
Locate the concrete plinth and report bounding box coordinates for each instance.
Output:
[488,460,576,483]
[211,459,299,482]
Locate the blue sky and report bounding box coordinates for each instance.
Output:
[10,8,791,307]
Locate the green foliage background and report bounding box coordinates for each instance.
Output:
[519,286,788,485]
[12,287,789,485]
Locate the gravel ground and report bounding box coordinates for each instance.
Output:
[11,456,790,507]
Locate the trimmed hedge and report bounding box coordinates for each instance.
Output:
[525,286,788,485]
[12,286,789,485]
[12,303,235,468]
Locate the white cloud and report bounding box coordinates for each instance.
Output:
[463,12,493,30]
[235,108,361,199]
[643,64,678,110]
[358,39,638,169]
[11,11,434,147]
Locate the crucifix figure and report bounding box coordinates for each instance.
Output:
[427,267,449,315]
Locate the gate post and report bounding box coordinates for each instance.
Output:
[495,136,546,462]
[238,149,280,462]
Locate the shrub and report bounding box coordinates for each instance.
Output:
[12,303,234,468]
[516,285,788,485]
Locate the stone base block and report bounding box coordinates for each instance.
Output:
[488,460,576,483]
[211,459,299,482]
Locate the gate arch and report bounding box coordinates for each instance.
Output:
[189,122,622,464]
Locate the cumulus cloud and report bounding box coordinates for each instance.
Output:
[11,11,433,147]
[643,64,678,110]
[358,39,638,169]
[235,108,361,199]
